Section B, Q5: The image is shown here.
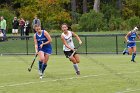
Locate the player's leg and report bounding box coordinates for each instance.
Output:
[41,54,49,74]
[128,47,132,55]
[38,51,44,75]
[69,56,80,75]
[73,54,80,75]
[74,54,80,63]
[64,51,80,75]
[41,48,52,78]
[131,46,136,62]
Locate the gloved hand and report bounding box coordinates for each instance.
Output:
[79,41,82,45]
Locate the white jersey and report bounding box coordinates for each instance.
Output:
[0,33,4,37]
[62,31,75,51]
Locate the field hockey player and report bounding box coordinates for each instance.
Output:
[34,25,52,79]
[61,23,82,75]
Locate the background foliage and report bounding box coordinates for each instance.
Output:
[0,0,139,33]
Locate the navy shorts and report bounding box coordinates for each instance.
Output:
[127,43,136,48]
[38,48,52,55]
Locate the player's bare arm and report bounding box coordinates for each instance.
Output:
[125,32,131,42]
[34,34,38,53]
[72,32,82,45]
[136,32,140,40]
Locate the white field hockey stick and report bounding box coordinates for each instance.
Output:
[124,41,140,43]
[28,54,38,72]
[69,44,82,58]
[133,41,140,42]
[127,41,140,43]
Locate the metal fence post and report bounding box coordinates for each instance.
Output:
[115,35,118,54]
[26,37,29,55]
[55,36,58,55]
[85,36,87,54]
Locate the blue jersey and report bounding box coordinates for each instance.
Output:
[128,31,136,41]
[127,31,136,48]
[36,30,52,54]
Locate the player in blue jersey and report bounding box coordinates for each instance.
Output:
[34,25,52,79]
[124,26,140,62]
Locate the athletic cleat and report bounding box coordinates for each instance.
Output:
[131,60,136,62]
[123,51,126,55]
[76,71,80,75]
[39,72,45,79]
[40,75,43,79]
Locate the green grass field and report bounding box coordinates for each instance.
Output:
[0,54,140,93]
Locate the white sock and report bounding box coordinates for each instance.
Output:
[73,64,79,72]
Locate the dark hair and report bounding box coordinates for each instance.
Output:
[61,23,68,27]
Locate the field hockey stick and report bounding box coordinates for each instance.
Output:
[124,41,140,43]
[133,41,140,42]
[28,54,38,72]
[69,44,82,58]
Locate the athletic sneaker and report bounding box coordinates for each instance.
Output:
[39,73,44,79]
[38,70,42,76]
[40,75,43,79]
[123,50,129,55]
[123,51,126,55]
[76,71,80,75]
[131,60,136,62]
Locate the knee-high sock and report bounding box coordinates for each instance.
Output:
[132,53,136,61]
[42,63,47,74]
[73,64,79,72]
[38,61,43,71]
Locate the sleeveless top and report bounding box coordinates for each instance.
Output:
[128,31,136,42]
[61,31,75,51]
[36,30,52,50]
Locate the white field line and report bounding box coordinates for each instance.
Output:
[0,74,104,88]
[116,88,140,93]
[0,70,140,88]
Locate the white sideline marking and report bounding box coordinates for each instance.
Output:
[116,88,140,93]
[0,70,140,88]
[0,74,103,88]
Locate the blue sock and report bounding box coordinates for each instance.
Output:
[38,61,43,71]
[132,53,136,61]
[42,63,47,74]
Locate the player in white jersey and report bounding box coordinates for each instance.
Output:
[61,23,82,75]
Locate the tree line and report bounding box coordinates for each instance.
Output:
[0,0,140,32]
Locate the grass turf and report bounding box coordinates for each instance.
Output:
[0,54,140,93]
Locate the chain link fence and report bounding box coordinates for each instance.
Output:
[1,34,139,55]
